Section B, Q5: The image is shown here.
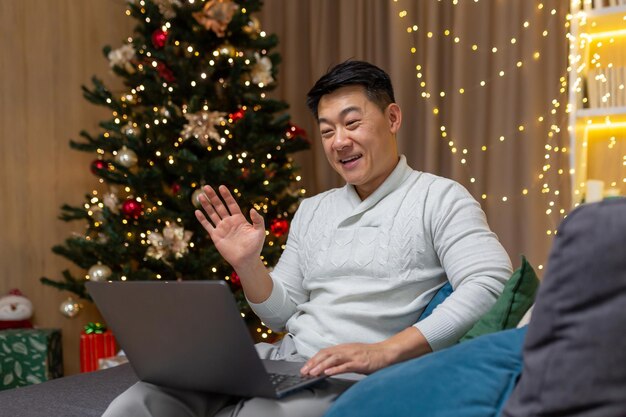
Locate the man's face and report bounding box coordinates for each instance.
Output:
[317,85,401,200]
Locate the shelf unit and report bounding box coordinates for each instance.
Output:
[568,1,626,204]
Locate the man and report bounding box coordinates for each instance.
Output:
[103,60,512,417]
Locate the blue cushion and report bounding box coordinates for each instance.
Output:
[417,282,453,321]
[324,327,527,417]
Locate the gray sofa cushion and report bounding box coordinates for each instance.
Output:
[502,198,626,417]
[0,363,137,417]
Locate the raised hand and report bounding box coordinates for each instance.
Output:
[194,185,265,269]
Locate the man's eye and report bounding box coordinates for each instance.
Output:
[346,120,359,128]
[321,130,333,138]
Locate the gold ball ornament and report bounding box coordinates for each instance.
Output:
[88,263,112,282]
[114,146,138,168]
[191,188,207,208]
[218,44,236,57]
[59,297,83,318]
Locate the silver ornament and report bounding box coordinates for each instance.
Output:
[88,263,112,282]
[114,146,138,168]
[122,123,137,136]
[191,188,207,208]
[59,297,82,318]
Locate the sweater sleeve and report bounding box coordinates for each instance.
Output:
[413,180,512,351]
[247,201,310,332]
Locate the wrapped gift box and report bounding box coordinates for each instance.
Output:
[80,330,117,373]
[0,328,63,390]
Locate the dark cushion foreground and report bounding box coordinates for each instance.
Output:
[324,327,527,417]
[0,363,137,417]
[502,198,626,417]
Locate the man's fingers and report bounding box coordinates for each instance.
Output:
[198,193,222,226]
[203,185,230,219]
[302,344,379,376]
[305,351,346,376]
[218,185,243,216]
[250,208,265,231]
[324,362,352,376]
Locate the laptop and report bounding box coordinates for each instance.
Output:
[86,280,327,398]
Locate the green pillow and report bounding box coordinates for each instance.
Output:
[460,256,539,342]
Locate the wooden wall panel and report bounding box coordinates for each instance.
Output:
[0,0,133,375]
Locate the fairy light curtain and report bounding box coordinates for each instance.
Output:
[260,0,571,270]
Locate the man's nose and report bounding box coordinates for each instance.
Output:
[332,129,351,150]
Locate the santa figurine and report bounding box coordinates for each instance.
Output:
[0,289,34,330]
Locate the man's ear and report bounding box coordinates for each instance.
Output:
[387,103,402,133]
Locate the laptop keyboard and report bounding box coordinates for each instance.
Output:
[269,373,318,392]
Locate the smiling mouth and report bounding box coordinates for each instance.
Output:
[339,154,362,164]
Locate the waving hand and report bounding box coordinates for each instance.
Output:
[194,185,265,269]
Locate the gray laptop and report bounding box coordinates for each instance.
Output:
[86,280,326,398]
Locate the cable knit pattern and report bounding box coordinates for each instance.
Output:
[249,156,512,358]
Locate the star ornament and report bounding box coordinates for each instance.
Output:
[251,53,274,86]
[181,110,227,146]
[107,44,136,73]
[192,0,239,38]
[153,0,182,19]
[146,224,193,261]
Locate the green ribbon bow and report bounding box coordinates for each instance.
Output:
[84,322,107,334]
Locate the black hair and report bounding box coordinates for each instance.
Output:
[306,60,396,120]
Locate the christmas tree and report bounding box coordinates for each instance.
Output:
[41,0,309,339]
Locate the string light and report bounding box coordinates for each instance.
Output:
[394,0,572,253]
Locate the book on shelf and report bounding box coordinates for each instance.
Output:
[585,67,626,108]
[586,69,599,108]
[616,67,626,107]
[606,67,613,108]
[582,0,626,9]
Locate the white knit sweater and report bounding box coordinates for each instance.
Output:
[250,156,512,358]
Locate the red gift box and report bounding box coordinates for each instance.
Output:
[80,330,117,373]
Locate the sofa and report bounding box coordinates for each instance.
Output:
[1,198,624,417]
[0,363,137,417]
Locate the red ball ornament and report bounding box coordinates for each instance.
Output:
[229,271,241,287]
[171,182,181,195]
[156,62,175,83]
[121,199,143,219]
[264,168,276,179]
[90,159,107,175]
[238,168,250,180]
[151,29,168,49]
[286,123,308,142]
[270,219,289,237]
[228,108,245,122]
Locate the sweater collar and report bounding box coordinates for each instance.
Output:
[342,155,412,221]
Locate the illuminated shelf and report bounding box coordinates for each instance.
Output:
[569,2,626,205]
[575,106,626,121]
[580,5,626,34]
